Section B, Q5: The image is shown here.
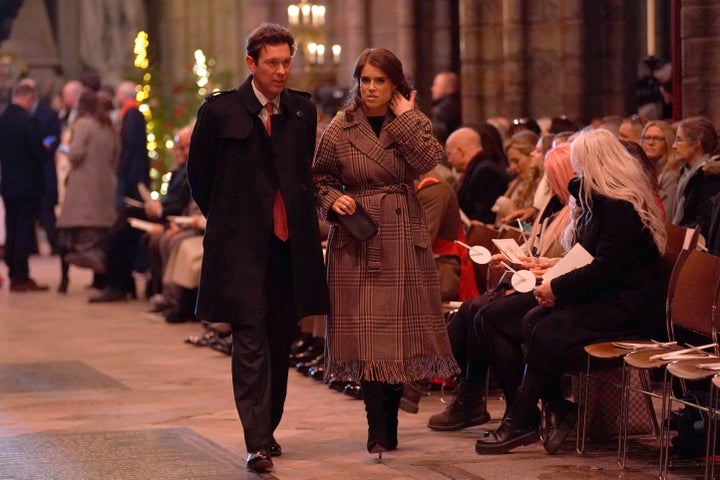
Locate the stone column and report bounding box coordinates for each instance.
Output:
[459,0,506,124]
[680,0,720,126]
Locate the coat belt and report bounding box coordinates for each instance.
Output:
[343,183,425,271]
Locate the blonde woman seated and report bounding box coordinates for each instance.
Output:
[640,120,681,214]
[493,130,543,226]
[475,129,666,456]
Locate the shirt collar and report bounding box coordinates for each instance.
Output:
[251,79,280,113]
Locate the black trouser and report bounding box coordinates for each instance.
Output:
[103,214,142,294]
[39,193,58,253]
[231,236,296,452]
[446,300,489,384]
[3,196,41,282]
[474,292,538,413]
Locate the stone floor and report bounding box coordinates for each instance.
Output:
[0,255,710,479]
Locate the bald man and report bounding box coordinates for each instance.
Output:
[446,127,508,224]
[430,71,461,145]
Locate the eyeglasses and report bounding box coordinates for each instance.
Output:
[640,135,666,143]
[674,136,688,144]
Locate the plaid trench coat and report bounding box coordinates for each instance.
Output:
[313,108,459,383]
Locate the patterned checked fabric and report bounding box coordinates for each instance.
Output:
[265,102,288,241]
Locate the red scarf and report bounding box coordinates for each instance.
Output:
[119,99,140,120]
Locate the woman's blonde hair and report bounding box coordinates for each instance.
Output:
[569,128,666,252]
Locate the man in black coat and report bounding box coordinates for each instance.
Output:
[187,23,329,472]
[0,83,49,291]
[20,78,61,255]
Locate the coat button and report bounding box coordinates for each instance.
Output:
[396,208,401,214]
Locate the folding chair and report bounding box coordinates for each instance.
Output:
[577,223,700,458]
[622,249,720,478]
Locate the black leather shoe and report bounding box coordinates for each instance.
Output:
[328,377,349,392]
[10,279,50,292]
[184,330,216,346]
[268,440,282,457]
[475,417,540,455]
[542,399,577,455]
[343,382,363,399]
[246,450,273,472]
[290,333,313,357]
[292,343,324,363]
[209,336,232,356]
[309,365,325,380]
[296,354,323,375]
[88,286,128,303]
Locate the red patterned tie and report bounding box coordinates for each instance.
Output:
[265,102,289,241]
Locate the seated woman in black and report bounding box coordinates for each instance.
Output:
[474,128,667,455]
[426,143,575,431]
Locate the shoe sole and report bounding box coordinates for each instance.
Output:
[475,429,540,455]
[246,458,273,471]
[543,410,578,455]
[428,412,491,431]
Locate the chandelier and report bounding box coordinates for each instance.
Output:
[287,1,341,69]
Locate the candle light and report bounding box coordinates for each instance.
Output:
[647,0,656,56]
[307,42,317,65]
[317,5,325,26]
[332,44,341,64]
[287,5,299,25]
[301,3,311,25]
[316,44,325,65]
[311,5,320,26]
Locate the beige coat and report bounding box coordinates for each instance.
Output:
[313,108,459,383]
[56,117,119,228]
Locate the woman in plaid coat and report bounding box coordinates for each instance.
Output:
[312,48,459,457]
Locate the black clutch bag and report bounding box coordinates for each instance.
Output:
[339,202,378,242]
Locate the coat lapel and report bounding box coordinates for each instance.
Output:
[343,110,398,180]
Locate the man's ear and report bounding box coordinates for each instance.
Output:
[245,55,255,72]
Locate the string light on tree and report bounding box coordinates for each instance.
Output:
[133,30,162,199]
[193,49,212,96]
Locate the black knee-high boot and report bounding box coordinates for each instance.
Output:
[384,383,403,450]
[361,381,390,454]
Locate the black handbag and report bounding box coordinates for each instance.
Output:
[339,202,378,241]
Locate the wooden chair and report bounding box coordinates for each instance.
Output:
[577,223,700,458]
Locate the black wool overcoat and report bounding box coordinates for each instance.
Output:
[187,76,329,325]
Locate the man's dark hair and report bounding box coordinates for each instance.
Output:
[245,23,296,62]
[12,82,35,99]
[79,70,102,92]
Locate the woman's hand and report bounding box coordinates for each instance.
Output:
[389,90,416,117]
[501,207,537,224]
[534,281,556,308]
[332,195,356,216]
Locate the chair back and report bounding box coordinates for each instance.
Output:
[660,222,700,292]
[667,249,720,342]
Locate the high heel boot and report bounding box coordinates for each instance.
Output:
[385,383,403,450]
[361,381,390,458]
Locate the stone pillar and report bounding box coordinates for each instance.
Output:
[459,0,506,124]
[680,0,720,126]
[525,0,584,120]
